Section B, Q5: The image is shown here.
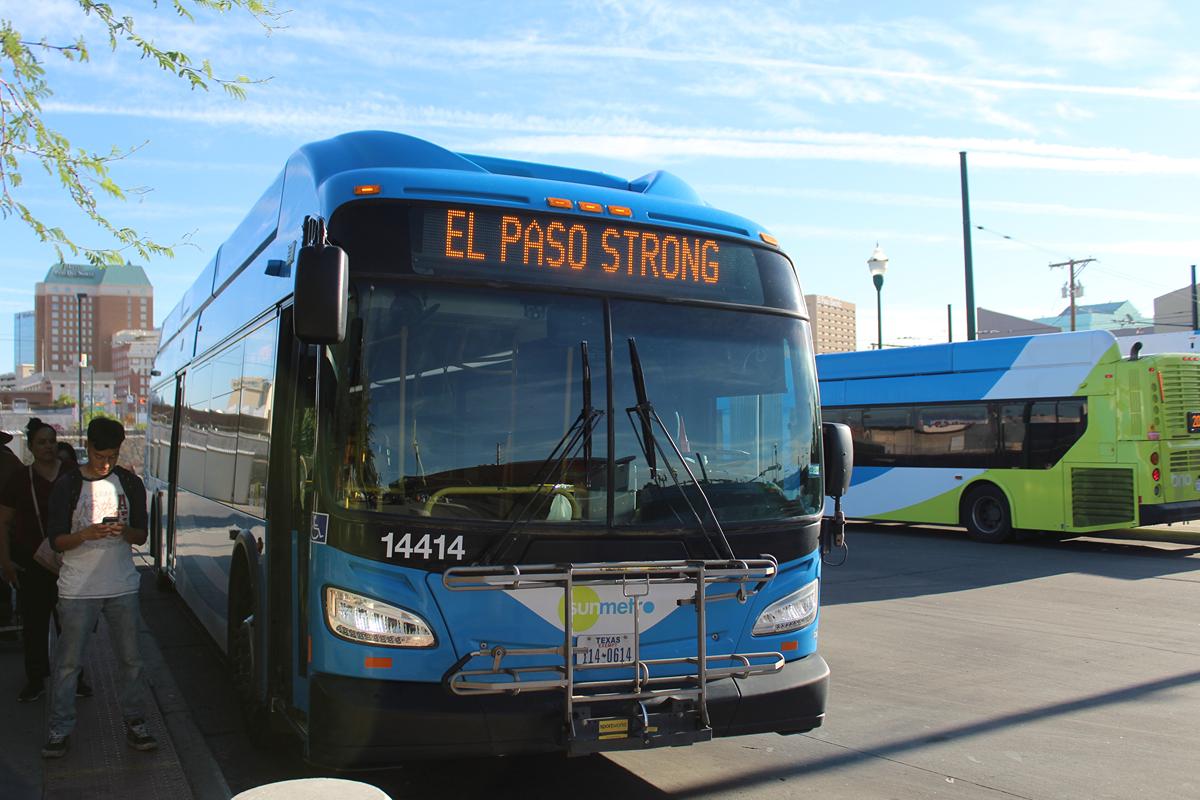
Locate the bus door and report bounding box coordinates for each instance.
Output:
[266,307,318,715]
[154,376,183,577]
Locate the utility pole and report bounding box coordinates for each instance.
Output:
[959,152,977,340]
[1191,264,1197,331]
[1049,258,1096,331]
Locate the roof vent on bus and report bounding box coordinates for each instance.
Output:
[628,170,703,204]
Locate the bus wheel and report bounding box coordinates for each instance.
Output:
[228,568,272,746]
[962,485,1013,544]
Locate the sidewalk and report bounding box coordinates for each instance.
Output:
[0,576,230,800]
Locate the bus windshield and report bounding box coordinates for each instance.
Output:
[327,281,823,525]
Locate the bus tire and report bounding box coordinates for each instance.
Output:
[962,485,1013,544]
[228,557,273,747]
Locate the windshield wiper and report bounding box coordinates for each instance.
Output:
[479,341,603,565]
[625,338,735,560]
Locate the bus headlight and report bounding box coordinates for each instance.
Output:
[324,587,436,648]
[752,579,819,636]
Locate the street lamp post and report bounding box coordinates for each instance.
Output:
[867,244,889,350]
[76,291,86,442]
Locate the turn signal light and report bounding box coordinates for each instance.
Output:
[1152,468,1161,482]
[353,184,382,195]
[1150,452,1159,465]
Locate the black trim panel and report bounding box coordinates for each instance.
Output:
[1139,501,1200,525]
[327,517,822,573]
[307,652,828,767]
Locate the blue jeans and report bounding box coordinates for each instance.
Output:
[48,593,144,737]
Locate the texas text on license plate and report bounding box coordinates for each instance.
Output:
[575,634,634,666]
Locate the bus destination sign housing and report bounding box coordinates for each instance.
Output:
[413,205,772,304]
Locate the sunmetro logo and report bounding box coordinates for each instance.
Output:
[507,583,688,634]
[557,586,656,632]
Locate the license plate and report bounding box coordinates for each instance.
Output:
[575,634,634,666]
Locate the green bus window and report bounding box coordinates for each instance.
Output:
[999,402,1028,468]
[912,403,994,467]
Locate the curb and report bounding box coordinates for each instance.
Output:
[139,612,232,800]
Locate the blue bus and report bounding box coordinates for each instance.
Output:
[818,330,1200,542]
[146,131,849,766]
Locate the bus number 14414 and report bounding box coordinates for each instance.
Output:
[381,532,466,561]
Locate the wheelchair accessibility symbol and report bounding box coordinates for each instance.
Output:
[310,512,329,544]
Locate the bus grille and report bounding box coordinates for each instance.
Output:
[1071,468,1134,527]
[1169,449,1200,474]
[1159,362,1200,438]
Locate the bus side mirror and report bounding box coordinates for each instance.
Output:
[822,422,853,498]
[294,244,349,344]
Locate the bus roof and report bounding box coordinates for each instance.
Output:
[156,130,781,370]
[817,330,1121,405]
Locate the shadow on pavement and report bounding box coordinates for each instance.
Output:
[823,524,1200,606]
[668,668,1200,799]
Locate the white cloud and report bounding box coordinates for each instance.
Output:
[39,98,1200,178]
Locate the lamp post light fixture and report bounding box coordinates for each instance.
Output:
[867,244,889,350]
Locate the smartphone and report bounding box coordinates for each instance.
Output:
[101,516,121,535]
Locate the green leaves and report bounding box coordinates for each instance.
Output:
[0,0,280,266]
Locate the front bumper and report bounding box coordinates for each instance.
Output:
[1140,500,1200,525]
[307,652,829,768]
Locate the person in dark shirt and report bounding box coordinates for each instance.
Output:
[0,430,19,636]
[0,419,92,702]
[56,442,79,472]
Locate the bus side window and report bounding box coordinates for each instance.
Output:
[1027,400,1063,468]
[862,407,911,465]
[824,408,867,466]
[912,403,993,467]
[1052,399,1087,463]
[999,402,1027,468]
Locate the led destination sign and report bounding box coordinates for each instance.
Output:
[413,206,774,304]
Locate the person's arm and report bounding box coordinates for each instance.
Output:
[0,504,18,588]
[117,468,148,546]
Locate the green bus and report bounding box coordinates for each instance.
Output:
[817,330,1200,542]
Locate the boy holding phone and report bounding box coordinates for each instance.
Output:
[41,417,154,758]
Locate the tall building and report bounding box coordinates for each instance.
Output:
[804,294,857,353]
[13,310,35,369]
[34,263,153,374]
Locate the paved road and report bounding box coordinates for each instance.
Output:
[142,524,1200,799]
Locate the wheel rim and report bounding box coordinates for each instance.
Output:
[972,496,1003,534]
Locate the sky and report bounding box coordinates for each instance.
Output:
[1,0,1198,373]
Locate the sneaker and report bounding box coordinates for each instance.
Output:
[41,733,69,758]
[17,681,44,703]
[124,718,158,751]
[76,675,93,698]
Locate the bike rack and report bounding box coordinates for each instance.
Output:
[442,558,784,753]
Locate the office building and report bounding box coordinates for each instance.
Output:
[804,294,857,353]
[34,262,153,374]
[14,310,35,369]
